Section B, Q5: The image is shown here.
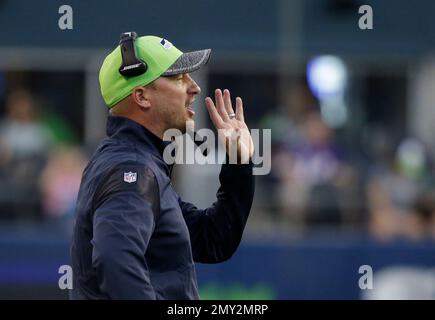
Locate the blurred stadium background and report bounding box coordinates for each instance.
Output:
[1,0,435,299]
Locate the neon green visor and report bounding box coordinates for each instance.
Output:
[99,34,211,108]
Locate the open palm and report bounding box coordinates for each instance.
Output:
[205,89,254,164]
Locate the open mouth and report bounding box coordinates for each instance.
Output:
[186,100,195,116]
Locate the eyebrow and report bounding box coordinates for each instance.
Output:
[162,73,184,79]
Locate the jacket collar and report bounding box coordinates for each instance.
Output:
[106,115,171,161]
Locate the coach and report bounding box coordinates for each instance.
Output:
[70,32,255,299]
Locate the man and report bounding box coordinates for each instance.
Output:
[70,32,255,299]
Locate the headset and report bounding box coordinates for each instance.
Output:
[118,31,147,77]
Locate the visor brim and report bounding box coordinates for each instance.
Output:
[162,49,211,76]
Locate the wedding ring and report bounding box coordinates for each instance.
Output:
[228,113,236,119]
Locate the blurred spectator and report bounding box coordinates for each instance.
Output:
[0,89,53,160]
[261,83,316,148]
[0,89,54,219]
[259,83,362,229]
[39,146,87,220]
[277,110,358,227]
[258,84,317,221]
[367,137,432,240]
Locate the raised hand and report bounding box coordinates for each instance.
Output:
[205,89,254,164]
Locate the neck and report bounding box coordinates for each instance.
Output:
[109,98,169,139]
[110,112,165,140]
[139,119,165,140]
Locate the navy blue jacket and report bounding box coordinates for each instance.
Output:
[70,116,255,299]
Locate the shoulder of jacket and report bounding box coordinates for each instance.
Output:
[92,160,159,209]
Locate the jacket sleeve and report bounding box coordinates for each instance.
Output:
[91,163,159,299]
[179,162,255,263]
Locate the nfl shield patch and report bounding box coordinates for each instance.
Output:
[160,38,173,50]
[123,172,137,183]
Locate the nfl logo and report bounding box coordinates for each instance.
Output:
[160,38,173,50]
[123,172,137,183]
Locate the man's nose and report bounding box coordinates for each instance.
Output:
[187,74,201,95]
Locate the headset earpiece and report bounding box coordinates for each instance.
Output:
[118,31,147,77]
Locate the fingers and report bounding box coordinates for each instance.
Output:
[205,97,224,128]
[215,89,230,122]
[223,89,235,117]
[235,97,244,122]
[207,89,244,126]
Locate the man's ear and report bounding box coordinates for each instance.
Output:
[131,86,151,110]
